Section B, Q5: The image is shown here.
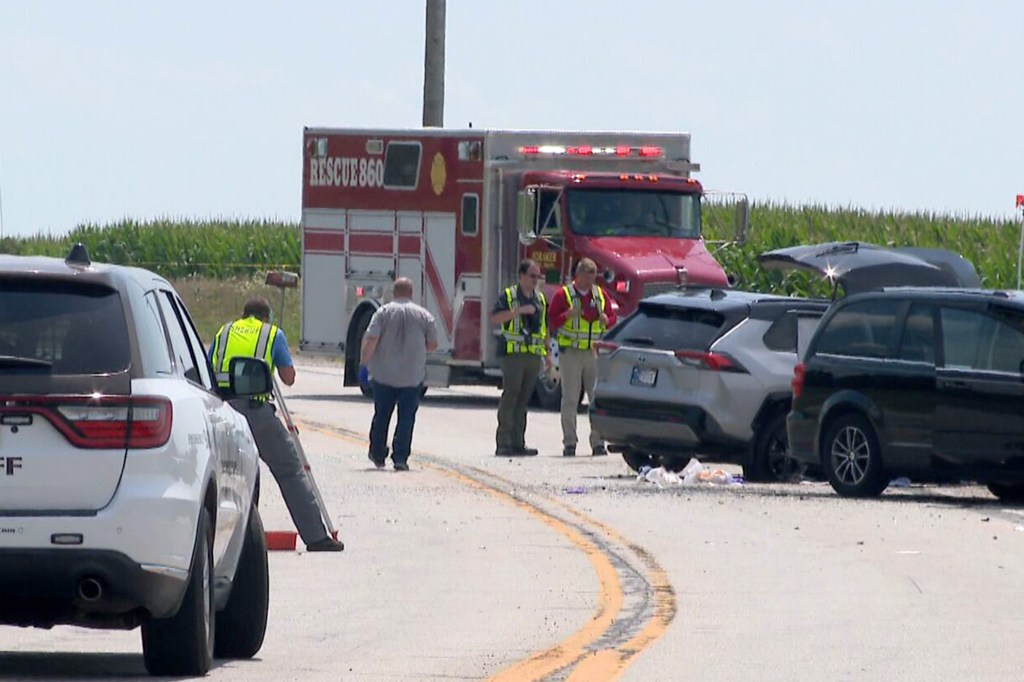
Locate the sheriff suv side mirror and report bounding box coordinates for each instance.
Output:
[229,356,273,397]
[516,188,539,244]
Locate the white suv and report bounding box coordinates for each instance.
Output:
[591,288,828,481]
[0,246,270,676]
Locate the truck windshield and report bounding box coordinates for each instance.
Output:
[566,189,701,238]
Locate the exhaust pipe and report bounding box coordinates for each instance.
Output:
[77,577,103,602]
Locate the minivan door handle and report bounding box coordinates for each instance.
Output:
[940,379,969,389]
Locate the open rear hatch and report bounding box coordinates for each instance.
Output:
[0,278,133,512]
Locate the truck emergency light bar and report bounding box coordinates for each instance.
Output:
[519,145,664,158]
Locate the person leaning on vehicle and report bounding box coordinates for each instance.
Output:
[209,297,343,552]
[548,258,617,457]
[491,259,552,456]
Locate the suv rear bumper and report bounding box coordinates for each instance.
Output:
[590,398,747,461]
[0,548,188,628]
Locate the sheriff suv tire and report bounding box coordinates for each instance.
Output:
[142,508,215,676]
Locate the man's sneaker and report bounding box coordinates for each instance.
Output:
[563,445,576,457]
[368,452,385,469]
[306,537,344,552]
[591,444,608,456]
[394,462,410,471]
[496,446,516,456]
[516,446,539,456]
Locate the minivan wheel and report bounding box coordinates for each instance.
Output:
[745,412,806,483]
[987,482,1024,504]
[622,450,655,473]
[822,413,887,498]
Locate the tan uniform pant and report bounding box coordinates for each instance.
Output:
[559,346,602,449]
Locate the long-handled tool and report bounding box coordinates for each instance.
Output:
[271,375,339,541]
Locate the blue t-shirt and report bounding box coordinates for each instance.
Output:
[207,326,293,369]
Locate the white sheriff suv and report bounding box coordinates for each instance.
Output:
[0,246,270,676]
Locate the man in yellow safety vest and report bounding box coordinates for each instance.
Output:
[548,258,617,457]
[210,297,342,552]
[490,259,552,456]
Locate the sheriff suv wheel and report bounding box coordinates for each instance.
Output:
[142,508,215,676]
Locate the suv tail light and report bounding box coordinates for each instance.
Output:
[594,341,619,356]
[792,362,806,399]
[0,396,173,449]
[673,350,746,372]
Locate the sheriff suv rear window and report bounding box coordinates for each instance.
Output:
[383,142,422,189]
[0,279,129,375]
[609,303,727,351]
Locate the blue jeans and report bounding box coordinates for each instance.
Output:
[369,382,423,465]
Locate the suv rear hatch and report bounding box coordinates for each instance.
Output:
[596,297,743,403]
[0,278,133,512]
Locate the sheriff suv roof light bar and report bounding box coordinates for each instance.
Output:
[519,145,664,158]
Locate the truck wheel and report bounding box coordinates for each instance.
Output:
[822,413,887,498]
[142,508,215,676]
[533,370,561,411]
[745,411,806,483]
[352,312,373,397]
[214,504,269,659]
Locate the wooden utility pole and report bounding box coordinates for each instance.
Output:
[422,0,446,127]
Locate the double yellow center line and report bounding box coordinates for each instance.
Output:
[303,421,676,681]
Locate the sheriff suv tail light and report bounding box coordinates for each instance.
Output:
[0,396,173,449]
[792,362,806,400]
[673,350,746,373]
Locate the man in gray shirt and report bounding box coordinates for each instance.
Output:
[360,278,438,471]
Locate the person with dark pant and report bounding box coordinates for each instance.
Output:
[211,297,343,552]
[361,278,438,471]
[491,259,552,456]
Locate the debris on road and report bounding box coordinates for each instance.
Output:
[637,460,743,488]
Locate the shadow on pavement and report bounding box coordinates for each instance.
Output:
[293,392,502,410]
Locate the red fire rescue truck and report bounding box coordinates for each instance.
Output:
[299,127,745,407]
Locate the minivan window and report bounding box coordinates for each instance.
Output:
[898,304,936,364]
[814,299,900,359]
[0,279,129,374]
[941,306,1024,373]
[610,304,726,350]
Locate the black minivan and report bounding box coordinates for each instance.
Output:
[788,288,1024,501]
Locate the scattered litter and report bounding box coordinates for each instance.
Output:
[896,550,921,555]
[637,459,742,488]
[564,486,587,495]
[1015,525,1024,532]
[890,476,912,487]
[981,517,991,522]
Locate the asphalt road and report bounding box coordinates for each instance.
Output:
[3,362,1024,681]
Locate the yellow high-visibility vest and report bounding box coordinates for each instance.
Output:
[211,316,277,396]
[500,287,548,355]
[556,285,607,350]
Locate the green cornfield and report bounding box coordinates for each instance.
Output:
[0,218,299,279]
[2,206,1021,297]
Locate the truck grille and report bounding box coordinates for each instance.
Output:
[641,282,679,300]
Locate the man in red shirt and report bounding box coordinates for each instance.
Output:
[548,258,617,456]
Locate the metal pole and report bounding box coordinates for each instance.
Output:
[422,0,446,127]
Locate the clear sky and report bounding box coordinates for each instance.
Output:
[1,1,1022,237]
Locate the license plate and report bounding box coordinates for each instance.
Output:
[630,366,658,387]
